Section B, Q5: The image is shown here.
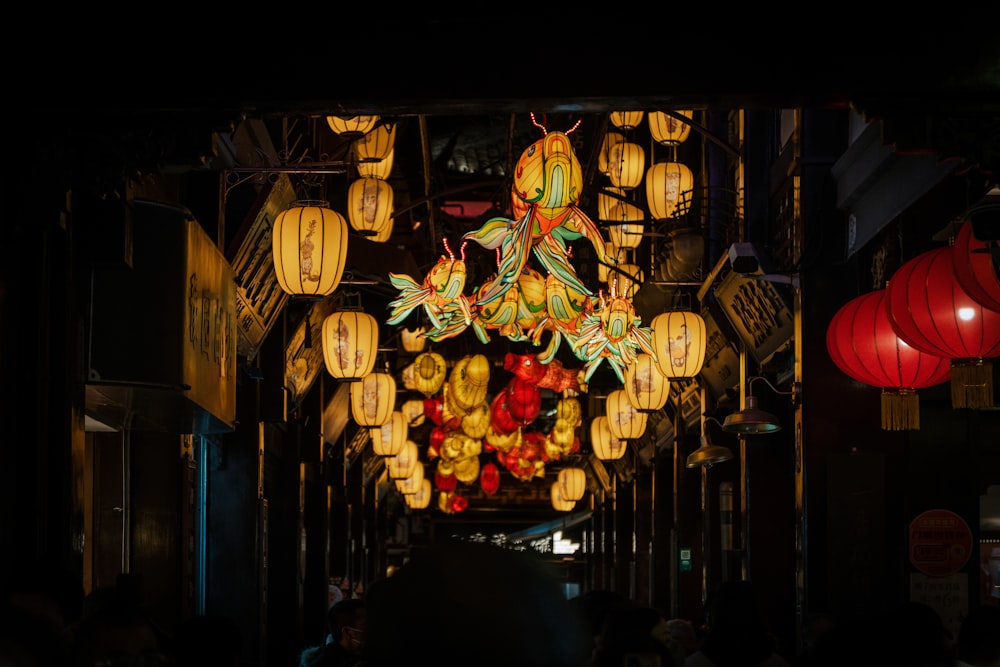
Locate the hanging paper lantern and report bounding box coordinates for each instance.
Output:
[404,478,432,509]
[395,462,425,495]
[371,410,407,456]
[479,462,501,496]
[400,326,427,353]
[448,354,491,412]
[505,378,541,425]
[357,148,394,179]
[648,110,694,146]
[353,122,396,163]
[952,220,1000,312]
[326,114,379,136]
[598,132,625,176]
[651,310,707,379]
[453,456,481,484]
[460,402,491,440]
[590,415,627,460]
[387,439,419,479]
[551,482,576,511]
[597,186,625,221]
[557,467,587,502]
[322,310,378,381]
[886,246,1000,409]
[609,110,644,130]
[347,177,394,237]
[608,141,645,190]
[646,161,694,220]
[411,351,447,397]
[606,198,646,251]
[349,372,396,427]
[605,389,648,440]
[400,399,426,427]
[826,289,951,430]
[624,353,670,412]
[272,201,349,297]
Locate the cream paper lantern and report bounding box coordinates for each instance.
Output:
[350,372,396,427]
[387,439,419,479]
[605,389,648,440]
[598,132,625,177]
[353,122,396,163]
[551,482,576,511]
[590,415,627,460]
[400,399,427,428]
[608,142,645,190]
[405,478,432,509]
[322,311,378,381]
[371,410,407,456]
[557,467,587,502]
[400,326,427,353]
[646,161,694,220]
[648,110,694,145]
[326,115,379,136]
[605,197,645,251]
[272,201,349,297]
[650,310,707,380]
[357,148,394,179]
[395,462,425,495]
[609,110,644,130]
[347,177,394,237]
[623,353,669,411]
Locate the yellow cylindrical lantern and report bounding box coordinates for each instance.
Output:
[400,399,426,427]
[598,241,630,284]
[272,201,349,297]
[608,142,645,190]
[326,114,379,136]
[646,161,694,220]
[400,326,427,353]
[551,482,576,511]
[353,122,396,163]
[371,410,407,457]
[590,415,627,460]
[623,353,670,411]
[405,478,432,509]
[347,177,394,237]
[357,148,394,179]
[598,132,625,176]
[609,110,644,130]
[605,389,648,440]
[371,218,394,243]
[395,462,425,494]
[606,201,645,251]
[597,186,625,221]
[387,439,419,479]
[650,310,707,379]
[322,311,378,381]
[557,467,586,502]
[350,372,396,427]
[648,110,694,145]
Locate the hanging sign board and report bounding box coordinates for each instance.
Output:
[908,508,973,577]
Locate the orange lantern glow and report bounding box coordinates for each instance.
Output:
[608,141,645,190]
[648,110,694,145]
[605,389,648,440]
[609,110,644,130]
[404,478,432,509]
[590,415,627,460]
[395,462,425,494]
[557,467,586,502]
[387,439,419,479]
[347,177,394,237]
[349,372,396,427]
[272,200,349,297]
[371,410,407,456]
[646,161,694,220]
[624,353,670,411]
[353,122,396,163]
[650,310,707,379]
[598,132,625,177]
[326,115,379,136]
[400,326,427,353]
[357,148,394,179]
[322,310,378,381]
[551,482,576,511]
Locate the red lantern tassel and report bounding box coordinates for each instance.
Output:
[950,359,993,410]
[881,388,920,431]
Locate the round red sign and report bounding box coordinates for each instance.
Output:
[908,509,973,577]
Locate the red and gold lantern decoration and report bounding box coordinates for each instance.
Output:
[557,467,586,502]
[826,289,951,430]
[952,220,1000,312]
[347,177,394,238]
[326,114,379,136]
[646,161,694,220]
[371,410,407,456]
[605,388,648,440]
[322,310,378,381]
[349,371,396,427]
[272,201,349,297]
[648,110,694,146]
[551,482,576,511]
[608,141,645,190]
[624,353,670,411]
[886,247,1000,409]
[590,415,627,460]
[651,310,707,379]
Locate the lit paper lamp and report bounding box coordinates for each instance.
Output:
[371,217,394,243]
[590,415,627,460]
[651,310,706,379]
[646,161,694,220]
[322,310,378,381]
[405,478,432,509]
[648,110,694,145]
[609,110,644,130]
[606,201,646,251]
[886,246,1000,409]
[387,439,419,479]
[605,389,648,440]
[326,115,378,136]
[598,241,630,284]
[400,326,427,353]
[347,177,394,237]
[624,353,670,411]
[551,482,576,511]
[598,132,625,176]
[353,122,396,163]
[557,466,586,502]
[371,410,407,456]
[480,462,501,496]
[395,462,425,494]
[952,220,1000,312]
[272,201,349,297]
[608,141,645,190]
[826,289,950,430]
[357,148,394,179]
[400,399,426,427]
[350,372,396,427]
[597,186,625,221]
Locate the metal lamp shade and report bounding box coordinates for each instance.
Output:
[322,311,378,381]
[272,201,349,297]
[326,114,379,136]
[648,110,694,145]
[608,141,645,190]
[722,395,783,434]
[886,247,1000,409]
[371,410,408,456]
[557,467,586,502]
[350,372,397,427]
[624,353,670,411]
[605,389,648,440]
[651,310,707,379]
[646,161,694,220]
[347,177,394,237]
[686,436,733,468]
[590,415,627,460]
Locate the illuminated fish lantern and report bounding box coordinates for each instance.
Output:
[463,115,615,305]
[387,238,472,341]
[572,285,655,383]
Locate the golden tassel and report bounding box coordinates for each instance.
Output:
[882,388,919,430]
[951,359,993,410]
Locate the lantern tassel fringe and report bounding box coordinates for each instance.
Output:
[951,360,993,410]
[881,389,919,431]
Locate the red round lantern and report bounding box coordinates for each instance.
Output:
[434,469,458,493]
[479,462,501,496]
[826,289,950,430]
[490,391,520,435]
[886,246,1000,409]
[952,221,1000,312]
[505,378,541,424]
